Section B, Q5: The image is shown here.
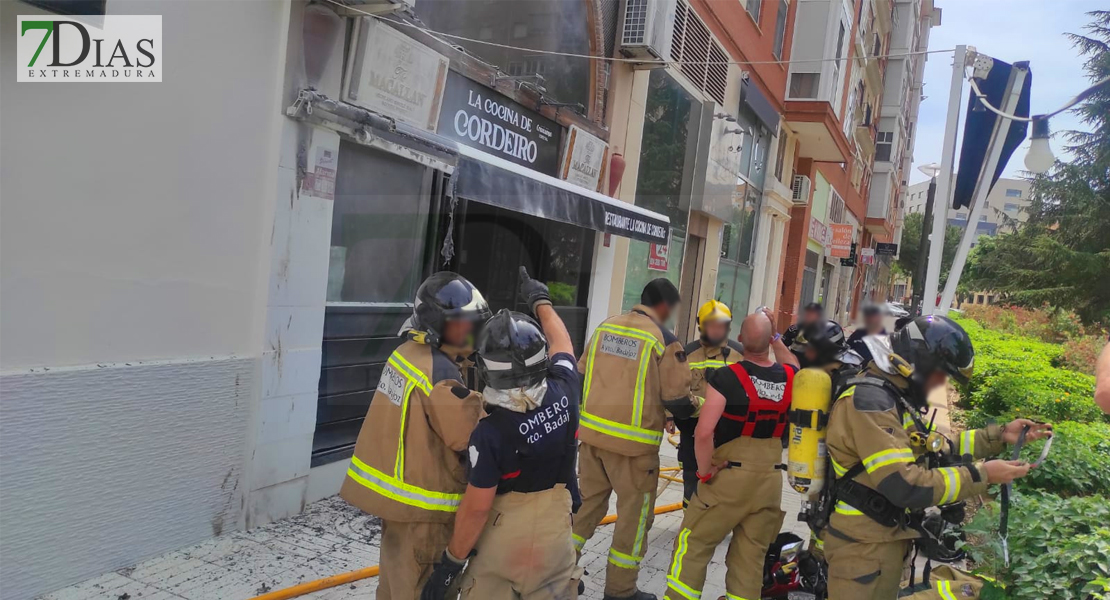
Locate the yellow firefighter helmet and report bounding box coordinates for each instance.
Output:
[696,300,733,333]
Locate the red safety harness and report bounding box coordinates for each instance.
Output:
[718,362,795,439]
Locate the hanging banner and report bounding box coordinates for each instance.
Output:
[809,217,829,246]
[828,223,854,258]
[648,243,669,271]
[860,248,876,265]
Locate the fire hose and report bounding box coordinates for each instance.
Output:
[248,469,687,600]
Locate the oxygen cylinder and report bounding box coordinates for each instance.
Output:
[788,367,834,497]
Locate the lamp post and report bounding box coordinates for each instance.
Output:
[911,163,941,316]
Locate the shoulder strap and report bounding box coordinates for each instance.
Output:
[727,362,761,407]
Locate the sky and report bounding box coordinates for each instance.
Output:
[908,0,1102,184]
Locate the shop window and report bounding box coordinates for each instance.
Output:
[622,70,701,311]
[414,0,597,113]
[328,144,434,303]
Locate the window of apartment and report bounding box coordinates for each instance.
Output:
[789,73,820,99]
[831,21,848,104]
[746,0,762,25]
[979,214,988,222]
[772,0,789,59]
[774,127,789,182]
[1005,188,1023,198]
[512,23,528,39]
[1004,202,1020,213]
[876,131,894,162]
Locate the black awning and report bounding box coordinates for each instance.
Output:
[741,80,781,134]
[453,145,670,245]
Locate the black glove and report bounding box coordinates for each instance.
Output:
[420,550,468,600]
[518,266,551,313]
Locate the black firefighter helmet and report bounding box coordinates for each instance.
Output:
[413,272,492,346]
[476,309,549,389]
[797,319,848,364]
[890,315,975,402]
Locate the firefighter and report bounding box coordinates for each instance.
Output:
[572,278,694,600]
[676,300,743,506]
[781,302,824,349]
[421,268,582,600]
[339,272,490,600]
[794,319,864,379]
[663,312,800,600]
[822,316,1051,599]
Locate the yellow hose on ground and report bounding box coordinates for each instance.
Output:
[248,487,686,600]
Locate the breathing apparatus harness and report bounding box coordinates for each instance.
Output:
[805,370,972,584]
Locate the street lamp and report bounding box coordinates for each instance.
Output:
[910,163,942,316]
[1024,116,1055,174]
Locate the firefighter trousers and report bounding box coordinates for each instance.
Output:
[897,565,986,599]
[458,486,582,600]
[663,464,785,600]
[571,442,659,598]
[377,520,453,600]
[823,535,909,600]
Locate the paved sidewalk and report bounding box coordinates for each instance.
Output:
[43,441,810,600]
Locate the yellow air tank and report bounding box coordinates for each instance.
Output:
[788,367,833,497]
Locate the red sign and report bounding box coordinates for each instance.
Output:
[648,243,669,271]
[828,224,854,258]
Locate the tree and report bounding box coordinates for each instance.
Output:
[964,10,1110,324]
[895,212,963,295]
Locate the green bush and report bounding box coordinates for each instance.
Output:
[1019,421,1110,497]
[963,490,1110,600]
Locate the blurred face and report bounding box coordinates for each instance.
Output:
[703,320,729,345]
[924,371,949,394]
[802,309,822,325]
[443,319,474,347]
[804,347,819,363]
[865,313,884,332]
[655,302,674,325]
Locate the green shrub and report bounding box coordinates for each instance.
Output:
[963,490,1110,600]
[1018,421,1110,497]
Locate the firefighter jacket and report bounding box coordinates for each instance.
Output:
[825,370,1005,544]
[340,338,483,523]
[685,339,745,404]
[675,339,743,467]
[577,304,693,456]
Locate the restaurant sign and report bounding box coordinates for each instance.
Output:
[437,72,561,175]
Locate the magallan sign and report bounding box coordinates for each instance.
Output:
[437,72,561,175]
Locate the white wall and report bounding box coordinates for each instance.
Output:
[0,0,287,370]
[0,1,292,597]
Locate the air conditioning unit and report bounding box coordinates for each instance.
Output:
[791,175,812,205]
[619,0,677,64]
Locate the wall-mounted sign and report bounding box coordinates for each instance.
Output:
[437,72,561,175]
[648,243,669,271]
[828,223,854,258]
[841,242,858,266]
[809,217,829,246]
[560,125,609,192]
[876,242,899,256]
[860,247,876,265]
[343,18,449,132]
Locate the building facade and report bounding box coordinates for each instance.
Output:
[773,0,939,327]
[904,176,1032,240]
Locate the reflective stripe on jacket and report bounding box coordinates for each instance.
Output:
[577,304,693,456]
[340,340,482,522]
